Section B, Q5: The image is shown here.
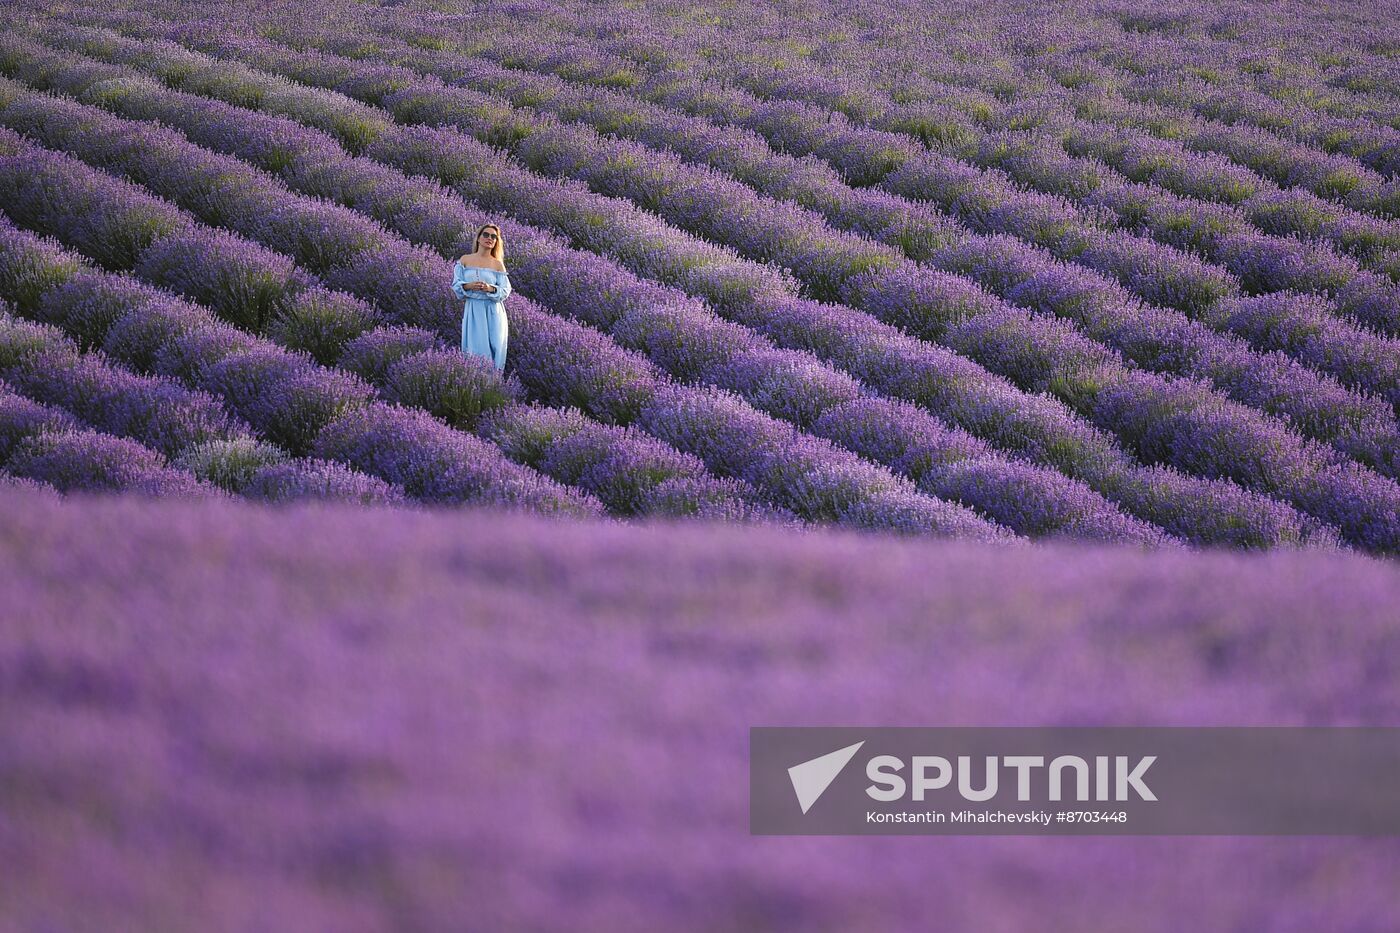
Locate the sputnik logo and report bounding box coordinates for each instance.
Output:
[788,741,865,814]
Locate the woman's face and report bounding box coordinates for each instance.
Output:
[478,228,500,251]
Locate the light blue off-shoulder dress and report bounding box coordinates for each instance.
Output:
[451,262,512,370]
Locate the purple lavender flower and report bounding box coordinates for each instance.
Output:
[382,347,519,430]
[203,347,375,454]
[483,403,760,518]
[508,301,663,426]
[709,347,864,430]
[173,435,289,492]
[3,346,244,457]
[242,457,408,505]
[0,126,188,270]
[0,218,87,311]
[134,226,316,333]
[337,324,442,386]
[0,379,81,463]
[267,286,380,366]
[311,400,604,515]
[35,268,172,349]
[5,425,212,496]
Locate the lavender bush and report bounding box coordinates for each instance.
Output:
[0,308,252,445]
[0,378,81,462]
[482,403,768,519]
[381,347,520,431]
[266,286,378,365]
[5,424,211,496]
[309,400,596,514]
[240,456,408,505]
[173,435,289,491]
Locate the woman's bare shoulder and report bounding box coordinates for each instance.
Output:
[457,255,506,272]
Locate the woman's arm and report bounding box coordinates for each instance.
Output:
[451,261,472,301]
[469,271,512,300]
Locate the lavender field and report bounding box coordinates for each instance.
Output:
[1,0,1399,927]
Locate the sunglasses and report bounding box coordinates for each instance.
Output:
[478,231,499,241]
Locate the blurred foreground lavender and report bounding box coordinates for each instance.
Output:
[2,483,1399,931]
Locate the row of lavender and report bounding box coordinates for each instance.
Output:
[1026,9,1400,172]
[473,2,1400,204]
[777,10,1400,198]
[1025,1,1397,109]
[17,29,1395,548]
[0,38,1324,546]
[200,3,1392,286]
[1115,65,1399,178]
[0,311,409,503]
[672,51,1400,279]
[1071,89,1398,210]
[0,95,1009,538]
[770,1,1400,164]
[1,375,208,497]
[0,305,218,498]
[420,43,1400,280]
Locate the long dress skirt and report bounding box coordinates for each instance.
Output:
[462,299,508,371]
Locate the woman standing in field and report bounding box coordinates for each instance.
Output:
[452,223,512,371]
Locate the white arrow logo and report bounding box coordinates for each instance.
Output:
[788,741,865,814]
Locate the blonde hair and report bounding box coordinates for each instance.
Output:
[473,223,505,262]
